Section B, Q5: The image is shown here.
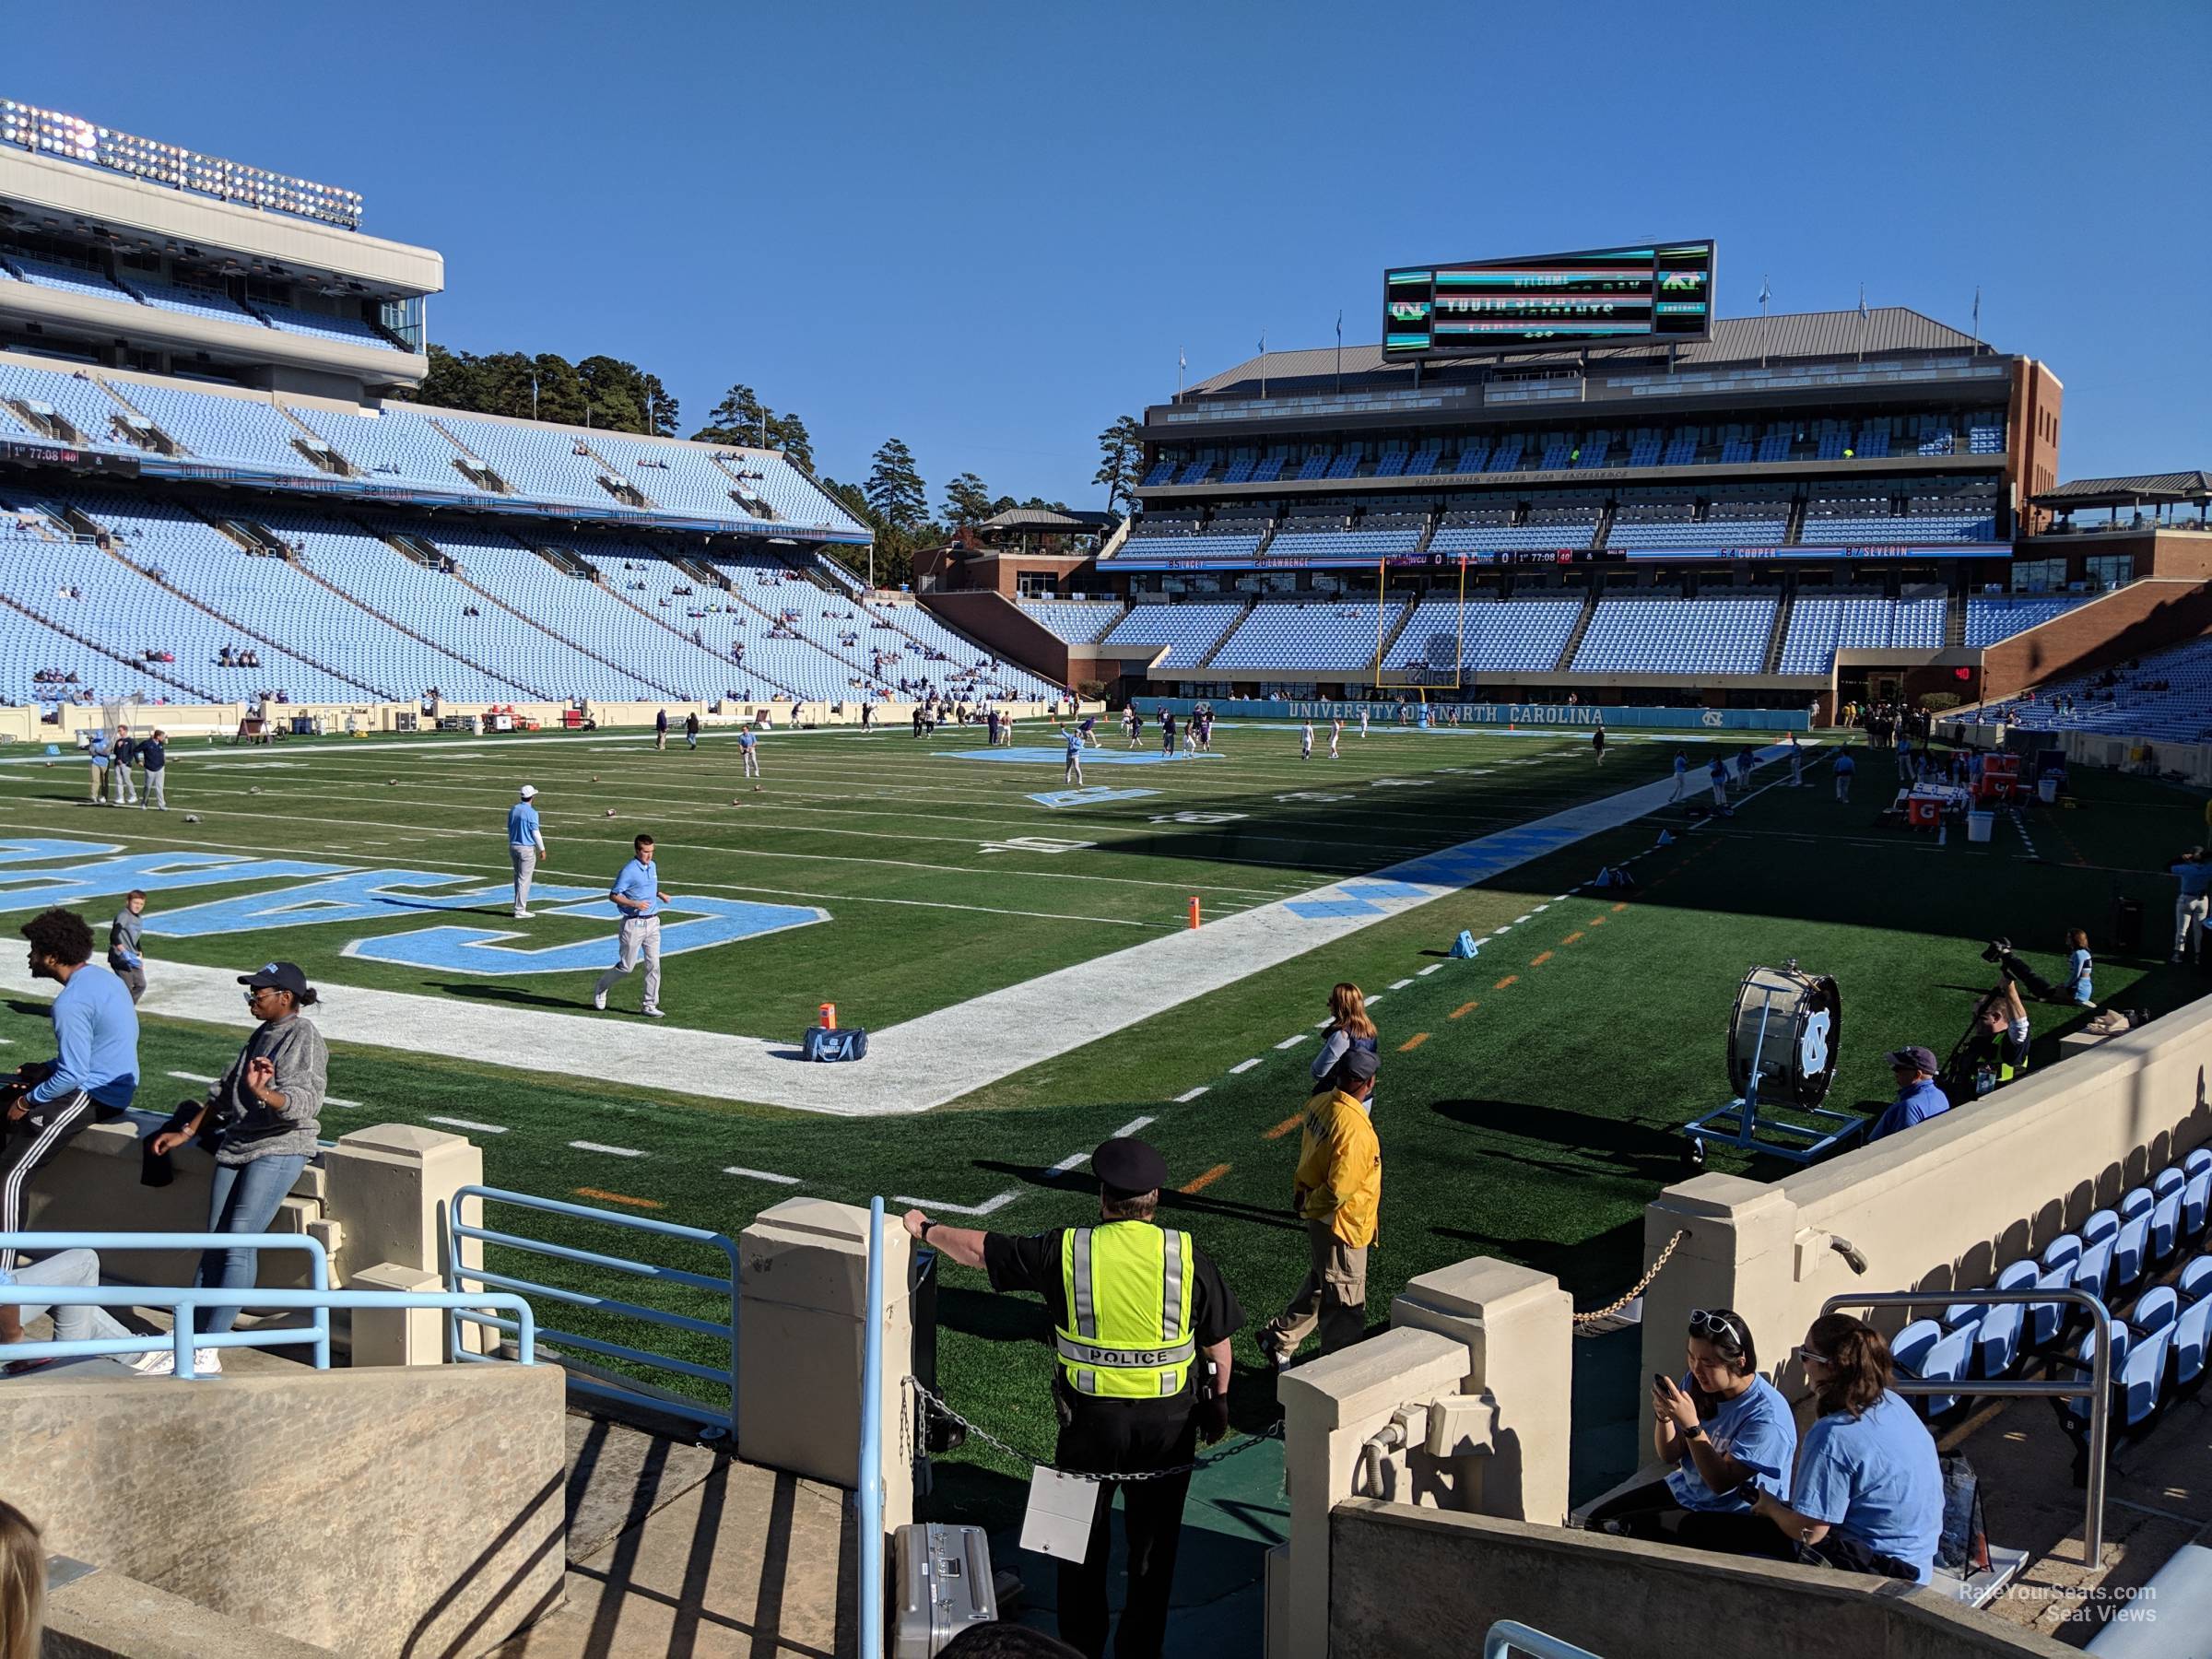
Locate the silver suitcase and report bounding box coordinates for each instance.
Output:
[893,1521,998,1657]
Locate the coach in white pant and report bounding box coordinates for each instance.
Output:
[508,784,548,918]
[592,832,667,1018]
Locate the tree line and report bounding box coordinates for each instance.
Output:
[415,344,1153,588]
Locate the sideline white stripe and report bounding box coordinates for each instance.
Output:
[724,1165,802,1185]
[429,1115,509,1135]
[1174,1087,1209,1103]
[1114,1115,1156,1137]
[1390,978,1413,990]
[1229,1058,1261,1075]
[569,1140,642,1158]
[1274,1034,1309,1050]
[892,1189,1018,1217]
[1418,964,1442,975]
[167,1070,216,1085]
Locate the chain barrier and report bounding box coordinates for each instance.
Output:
[1571,1228,1688,1328]
[907,1376,1283,1483]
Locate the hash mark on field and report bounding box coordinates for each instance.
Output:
[1364,994,1385,1006]
[1174,1087,1210,1103]
[570,1140,643,1158]
[895,1189,1018,1217]
[1513,914,1533,924]
[1494,975,1518,990]
[429,1115,509,1135]
[1530,950,1554,966]
[1532,903,1550,912]
[167,1071,216,1086]
[327,1094,362,1109]
[577,1187,663,1209]
[1589,915,1606,926]
[1398,1032,1430,1053]
[1313,1018,1335,1029]
[1275,1034,1310,1050]
[1562,931,1583,946]
[1450,1001,1478,1019]
[1114,1115,1157,1138]
[1612,901,1630,912]
[1230,1058,1262,1075]
[1390,978,1414,990]
[1265,1113,1303,1140]
[1180,1163,1231,1195]
[1418,964,1442,975]
[724,1166,802,1185]
[1047,1149,1090,1174]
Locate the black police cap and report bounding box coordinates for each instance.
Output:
[1093,1136,1168,1196]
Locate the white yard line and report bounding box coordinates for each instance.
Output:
[1418,964,1442,975]
[1274,1034,1310,1050]
[1229,1058,1262,1075]
[429,1115,509,1135]
[723,1166,802,1185]
[1174,1087,1209,1103]
[1390,978,1414,990]
[568,1140,643,1158]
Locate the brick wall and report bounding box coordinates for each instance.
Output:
[1978,577,2212,700]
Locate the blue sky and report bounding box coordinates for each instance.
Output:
[13,2,2207,509]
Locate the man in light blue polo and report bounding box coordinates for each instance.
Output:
[508,784,547,919]
[2171,847,2212,964]
[591,834,667,1018]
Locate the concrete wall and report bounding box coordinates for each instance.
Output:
[1325,1500,2077,1659]
[1642,994,2212,1390]
[46,1570,340,1658]
[7,1362,566,1658]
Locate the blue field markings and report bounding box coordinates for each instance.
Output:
[1028,786,1164,808]
[947,747,1225,767]
[1286,897,1387,920]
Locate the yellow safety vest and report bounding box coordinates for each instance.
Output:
[1055,1221,1196,1398]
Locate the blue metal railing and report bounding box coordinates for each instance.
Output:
[0,1230,535,1377]
[858,1196,886,1659]
[445,1184,739,1439]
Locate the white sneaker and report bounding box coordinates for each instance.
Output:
[513,910,535,919]
[132,1347,221,1377]
[641,1006,666,1019]
[592,987,607,1011]
[194,1348,222,1375]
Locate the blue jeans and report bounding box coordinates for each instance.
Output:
[6,1248,130,1345]
[195,1154,308,1335]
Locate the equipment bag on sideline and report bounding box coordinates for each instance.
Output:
[803,1025,869,1063]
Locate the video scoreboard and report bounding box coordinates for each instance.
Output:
[1383,240,1714,359]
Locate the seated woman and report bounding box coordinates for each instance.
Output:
[1747,1313,1945,1582]
[146,962,327,1376]
[1583,1308,1795,1550]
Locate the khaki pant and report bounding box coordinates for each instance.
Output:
[1264,1218,1368,1363]
[144,769,165,809]
[511,843,538,914]
[594,915,662,1011]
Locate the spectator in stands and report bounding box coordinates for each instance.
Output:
[145,962,327,1375]
[2,1243,163,1375]
[107,891,148,1005]
[1747,1313,1944,1582]
[1,911,139,1277]
[2060,928,2094,1006]
[1310,983,1379,1112]
[1583,1308,1795,1547]
[1866,1046,1949,1142]
[1263,1045,1381,1368]
[1832,747,1855,803]
[2171,849,2212,964]
[0,1499,44,1657]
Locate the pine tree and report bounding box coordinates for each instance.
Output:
[1093,414,1145,514]
[941,472,994,529]
[865,439,928,534]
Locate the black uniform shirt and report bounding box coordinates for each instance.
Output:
[982,1224,1242,1409]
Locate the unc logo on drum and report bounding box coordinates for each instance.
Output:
[1798,1008,1832,1078]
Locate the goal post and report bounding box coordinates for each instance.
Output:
[1370,554,1465,693]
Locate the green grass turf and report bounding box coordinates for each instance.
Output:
[1,727,2202,1518]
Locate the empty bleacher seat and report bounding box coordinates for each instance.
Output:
[1208,599,1406,673]
[1018,600,1126,645]
[1571,594,1776,675]
[1101,600,1247,666]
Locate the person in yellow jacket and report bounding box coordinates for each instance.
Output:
[1264,1045,1382,1367]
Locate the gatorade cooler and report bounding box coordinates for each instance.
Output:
[1907,796,1944,830]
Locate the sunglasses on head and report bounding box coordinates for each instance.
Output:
[1688,1309,1745,1353]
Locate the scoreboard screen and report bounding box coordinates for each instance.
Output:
[1383,240,1714,359]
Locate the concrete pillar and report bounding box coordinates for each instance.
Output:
[1391,1258,1574,1524]
[737,1198,916,1537]
[348,1262,444,1366]
[1275,1327,1467,1659]
[322,1124,485,1354]
[1640,1172,1801,1394]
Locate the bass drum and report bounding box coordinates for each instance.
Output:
[1725,965,1842,1109]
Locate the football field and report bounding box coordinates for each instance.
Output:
[0,720,2198,1497]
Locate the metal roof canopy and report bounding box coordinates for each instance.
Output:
[2031,471,2212,511]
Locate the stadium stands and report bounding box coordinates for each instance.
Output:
[1776,594,1945,672]
[1207,598,1406,673]
[247,300,401,351]
[116,381,325,477]
[1018,599,1128,644]
[288,402,484,492]
[1963,594,2088,647]
[1102,599,1250,665]
[1572,594,1777,675]
[1383,594,1583,677]
[1991,637,2212,744]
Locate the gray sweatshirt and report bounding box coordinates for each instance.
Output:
[107,907,144,968]
[206,1015,327,1165]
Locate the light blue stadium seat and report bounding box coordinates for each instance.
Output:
[2186,1148,2212,1181]
[1901,1322,1974,1418]
[2155,1166,2187,1198]
[2042,1233,2083,1272]
[1208,599,1407,674]
[1891,1318,1942,1377]
[2073,1240,2115,1306]
[1017,601,1126,645]
[2120,1187,2156,1220]
[1973,1302,2024,1378]
[2119,1324,2173,1431]
[2180,1256,2212,1306]
[2084,1209,2121,1246]
[2057,1322,2128,1433]
[2185,1172,2212,1242]
[2152,1191,2183,1265]
[2172,1296,2212,1391]
[1101,601,1248,668]
[2112,1215,2151,1294]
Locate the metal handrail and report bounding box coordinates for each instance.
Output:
[1486,1620,1605,1659]
[858,1196,886,1659]
[1821,1287,2112,1564]
[3,1288,535,1376]
[445,1184,738,1440]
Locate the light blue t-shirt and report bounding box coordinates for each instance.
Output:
[2066,948,2094,1005]
[739,729,757,752]
[507,800,541,847]
[1835,753,1856,775]
[1791,1389,1945,1582]
[610,857,659,918]
[1665,1374,1796,1512]
[1065,731,1082,758]
[29,962,139,1110]
[1674,756,1688,775]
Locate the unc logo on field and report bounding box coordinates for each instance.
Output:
[0,841,829,975]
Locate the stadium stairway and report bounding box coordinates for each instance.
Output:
[295,526,553,700]
[1946,592,1968,647]
[424,416,512,494]
[109,512,392,700]
[425,538,692,700]
[1551,591,1601,672]
[1760,590,1796,674]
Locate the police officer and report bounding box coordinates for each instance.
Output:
[902,1137,1241,1659]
